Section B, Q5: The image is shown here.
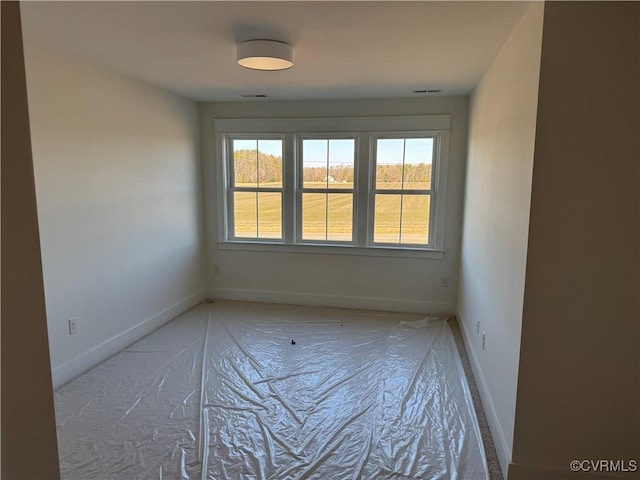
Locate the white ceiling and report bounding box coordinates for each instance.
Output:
[20,1,530,102]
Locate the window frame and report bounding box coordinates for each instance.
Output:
[226,134,286,241]
[368,133,439,249]
[214,116,450,259]
[296,134,359,245]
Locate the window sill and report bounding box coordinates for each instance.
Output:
[217,241,445,259]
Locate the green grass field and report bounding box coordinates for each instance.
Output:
[233,182,430,244]
[235,181,430,190]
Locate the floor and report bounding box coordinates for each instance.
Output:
[447,318,503,480]
[54,301,498,480]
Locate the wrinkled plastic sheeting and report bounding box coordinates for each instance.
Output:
[55,301,489,480]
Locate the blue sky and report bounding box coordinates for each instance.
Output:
[233,137,433,167]
[303,139,354,168]
[234,139,282,158]
[377,138,433,166]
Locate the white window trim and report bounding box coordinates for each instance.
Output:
[214,115,450,259]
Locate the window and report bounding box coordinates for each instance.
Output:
[228,138,283,240]
[215,116,450,258]
[372,136,433,245]
[299,138,356,243]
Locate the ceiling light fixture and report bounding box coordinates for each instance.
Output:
[237,40,294,71]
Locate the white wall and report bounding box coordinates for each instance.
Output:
[511,2,639,477]
[456,3,544,475]
[2,4,60,477]
[24,45,207,387]
[201,97,469,313]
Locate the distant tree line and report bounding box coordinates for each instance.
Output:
[304,164,355,183]
[233,150,431,184]
[375,163,432,184]
[234,150,283,184]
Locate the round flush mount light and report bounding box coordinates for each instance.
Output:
[237,40,294,71]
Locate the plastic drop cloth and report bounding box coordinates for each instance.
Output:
[54,301,489,480]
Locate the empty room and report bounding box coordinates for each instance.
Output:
[2,1,638,480]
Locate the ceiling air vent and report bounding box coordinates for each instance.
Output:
[240,94,268,98]
[413,89,442,94]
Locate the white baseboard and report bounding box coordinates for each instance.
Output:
[210,287,454,315]
[51,289,206,388]
[457,311,512,479]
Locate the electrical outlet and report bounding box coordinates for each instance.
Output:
[68,317,79,336]
[214,265,221,275]
[439,276,449,288]
[482,331,486,351]
[476,320,480,335]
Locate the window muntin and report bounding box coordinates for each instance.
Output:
[228,138,283,240]
[372,136,434,246]
[298,138,356,243]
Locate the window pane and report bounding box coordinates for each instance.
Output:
[233,139,283,188]
[401,195,430,245]
[376,139,404,189]
[257,192,282,239]
[404,138,433,190]
[327,194,353,242]
[303,139,328,188]
[328,139,355,190]
[374,194,401,243]
[234,191,257,238]
[302,193,327,240]
[257,140,282,188]
[233,139,258,187]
